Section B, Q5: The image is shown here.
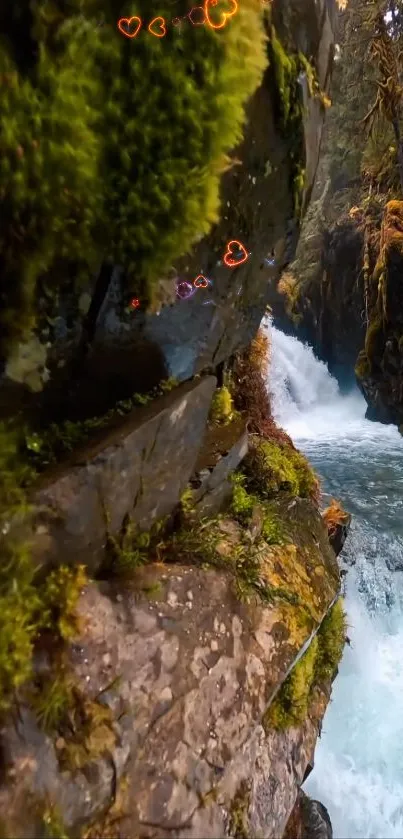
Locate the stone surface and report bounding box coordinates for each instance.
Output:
[190,416,249,516]
[0,496,340,838]
[26,376,216,573]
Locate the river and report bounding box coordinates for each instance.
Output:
[268,321,403,839]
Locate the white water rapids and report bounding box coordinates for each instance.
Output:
[267,320,403,839]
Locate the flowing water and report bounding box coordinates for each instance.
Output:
[267,320,403,839]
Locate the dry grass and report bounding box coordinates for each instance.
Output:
[322,499,350,537]
[232,330,295,448]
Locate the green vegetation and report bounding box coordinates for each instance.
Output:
[264,598,346,731]
[32,673,75,733]
[1,0,267,355]
[209,386,234,426]
[229,782,251,839]
[268,25,306,217]
[40,804,69,839]
[266,635,319,730]
[241,437,319,502]
[0,543,86,713]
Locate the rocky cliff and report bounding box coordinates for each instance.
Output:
[268,0,403,426]
[0,0,345,836]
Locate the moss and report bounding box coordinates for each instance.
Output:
[209,386,234,425]
[229,782,251,839]
[0,527,88,713]
[241,437,319,503]
[40,804,69,839]
[364,312,384,363]
[42,565,87,641]
[265,635,319,730]
[265,598,346,731]
[268,26,305,218]
[231,472,255,524]
[355,349,371,379]
[1,0,267,349]
[315,598,346,683]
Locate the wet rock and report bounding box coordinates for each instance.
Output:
[283,790,333,839]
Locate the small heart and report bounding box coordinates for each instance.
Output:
[194,274,209,288]
[148,16,167,37]
[118,16,142,38]
[204,0,238,30]
[176,281,195,300]
[223,240,248,268]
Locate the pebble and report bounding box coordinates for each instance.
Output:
[211,640,218,651]
[187,590,193,601]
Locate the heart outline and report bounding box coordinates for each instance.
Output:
[194,274,209,288]
[148,16,167,37]
[204,0,238,30]
[117,16,142,38]
[223,239,248,267]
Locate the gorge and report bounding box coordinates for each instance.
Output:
[1,0,403,836]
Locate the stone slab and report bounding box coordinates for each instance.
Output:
[29,376,216,573]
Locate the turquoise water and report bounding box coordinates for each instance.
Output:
[269,322,403,839]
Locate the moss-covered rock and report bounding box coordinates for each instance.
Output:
[265,597,346,730]
[241,435,319,503]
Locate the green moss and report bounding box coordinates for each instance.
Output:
[241,437,319,502]
[42,564,87,641]
[231,472,255,524]
[1,0,267,347]
[0,524,88,713]
[265,598,346,731]
[315,598,346,683]
[268,26,305,218]
[209,386,234,426]
[265,635,319,730]
[229,782,251,839]
[364,312,384,363]
[355,349,371,379]
[40,804,69,839]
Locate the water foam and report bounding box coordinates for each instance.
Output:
[266,319,403,839]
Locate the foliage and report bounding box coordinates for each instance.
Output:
[209,386,234,425]
[232,330,293,446]
[241,436,320,503]
[0,0,267,352]
[322,499,350,539]
[32,673,75,732]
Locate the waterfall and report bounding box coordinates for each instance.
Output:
[266,320,403,839]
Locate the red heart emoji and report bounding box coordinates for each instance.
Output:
[118,16,142,38]
[194,274,209,288]
[223,240,248,267]
[204,0,238,30]
[148,16,167,37]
